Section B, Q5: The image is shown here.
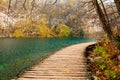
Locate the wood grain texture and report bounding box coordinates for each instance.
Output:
[17,42,95,80]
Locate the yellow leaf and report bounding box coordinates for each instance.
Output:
[64,68,70,73]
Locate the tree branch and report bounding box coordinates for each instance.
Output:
[23,0,27,10]
[8,0,12,16]
[53,0,57,5]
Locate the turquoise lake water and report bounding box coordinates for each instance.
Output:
[0,38,95,80]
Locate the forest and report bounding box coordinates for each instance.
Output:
[0,0,105,38]
[0,0,119,38]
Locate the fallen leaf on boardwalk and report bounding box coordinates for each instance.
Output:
[64,69,70,73]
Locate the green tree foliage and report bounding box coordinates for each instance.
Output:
[71,28,85,38]
[79,29,84,37]
[56,24,71,37]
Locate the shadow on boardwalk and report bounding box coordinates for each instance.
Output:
[16,42,95,80]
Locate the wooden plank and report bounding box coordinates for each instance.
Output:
[16,42,95,80]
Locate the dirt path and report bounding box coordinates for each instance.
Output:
[17,42,95,80]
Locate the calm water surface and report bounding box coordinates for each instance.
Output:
[0,38,95,80]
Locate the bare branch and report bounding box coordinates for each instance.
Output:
[53,0,57,5]
[23,0,27,10]
[30,0,35,15]
[8,0,12,16]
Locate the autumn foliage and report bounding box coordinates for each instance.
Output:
[87,37,120,80]
[12,18,71,38]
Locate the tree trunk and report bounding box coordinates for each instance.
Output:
[8,0,12,16]
[93,0,113,40]
[114,0,120,15]
[100,0,109,23]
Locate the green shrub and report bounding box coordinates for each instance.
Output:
[79,29,84,37]
[97,60,106,70]
[90,41,120,80]
[105,70,117,79]
[95,46,108,58]
[56,24,71,37]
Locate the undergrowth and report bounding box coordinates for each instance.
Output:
[87,36,120,80]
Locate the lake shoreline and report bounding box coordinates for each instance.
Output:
[15,41,96,79]
[0,38,95,80]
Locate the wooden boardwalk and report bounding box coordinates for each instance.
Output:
[17,42,95,80]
